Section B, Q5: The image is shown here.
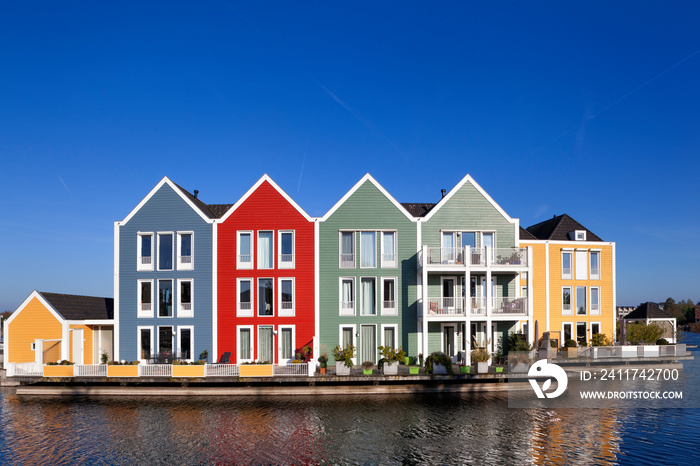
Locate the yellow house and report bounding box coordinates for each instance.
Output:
[4,291,114,365]
[519,214,616,346]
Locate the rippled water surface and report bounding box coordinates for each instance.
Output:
[1,334,699,465]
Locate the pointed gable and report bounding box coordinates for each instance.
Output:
[525,214,603,242]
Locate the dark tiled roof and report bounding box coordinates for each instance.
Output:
[171,182,219,219]
[401,203,437,218]
[207,204,233,219]
[519,226,537,240]
[525,214,603,241]
[40,292,114,320]
[624,302,675,320]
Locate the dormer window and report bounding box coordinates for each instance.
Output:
[571,230,586,241]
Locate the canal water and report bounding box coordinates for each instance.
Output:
[1,334,699,465]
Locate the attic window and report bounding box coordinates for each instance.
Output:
[572,230,586,241]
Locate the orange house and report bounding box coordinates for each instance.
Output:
[4,291,114,365]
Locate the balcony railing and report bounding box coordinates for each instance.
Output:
[421,247,528,267]
[492,248,527,266]
[381,253,398,268]
[423,296,527,317]
[205,364,240,377]
[281,301,293,310]
[75,364,108,377]
[470,297,486,315]
[179,255,192,264]
[181,302,192,311]
[492,297,528,315]
[139,364,172,377]
[238,255,252,267]
[279,254,294,266]
[141,256,152,265]
[340,253,355,268]
[141,303,151,311]
[427,297,465,316]
[340,301,355,315]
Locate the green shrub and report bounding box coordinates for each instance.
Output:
[425,352,453,375]
[591,333,611,347]
[470,349,490,363]
[564,339,578,348]
[656,338,669,345]
[332,345,355,368]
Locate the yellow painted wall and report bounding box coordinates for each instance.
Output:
[8,297,63,363]
[69,325,95,365]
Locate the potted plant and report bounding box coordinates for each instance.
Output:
[377,345,406,375]
[564,339,578,358]
[332,345,355,376]
[317,353,329,375]
[361,361,375,375]
[470,349,490,373]
[425,352,453,375]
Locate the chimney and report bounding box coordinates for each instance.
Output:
[441,189,446,198]
[194,190,199,198]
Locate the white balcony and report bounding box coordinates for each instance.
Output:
[427,297,465,316]
[492,297,528,315]
[420,246,527,269]
[423,296,528,318]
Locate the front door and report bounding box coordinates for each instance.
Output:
[73,329,84,365]
[360,325,376,364]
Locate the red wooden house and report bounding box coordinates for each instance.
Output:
[216,175,316,364]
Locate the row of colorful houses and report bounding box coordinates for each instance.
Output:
[5,173,616,368]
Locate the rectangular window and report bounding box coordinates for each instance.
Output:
[278,231,294,268]
[279,326,294,362]
[381,231,397,268]
[441,232,456,263]
[158,326,173,356]
[562,323,573,342]
[591,322,601,336]
[360,325,377,364]
[178,327,193,361]
[340,278,355,316]
[257,231,274,269]
[279,278,294,316]
[238,326,253,363]
[158,233,174,271]
[177,232,193,270]
[575,250,588,280]
[258,278,273,316]
[591,287,601,315]
[237,278,253,316]
[237,232,253,269]
[360,277,376,316]
[590,251,600,280]
[382,325,397,349]
[178,279,193,317]
[576,286,587,315]
[138,280,153,317]
[258,326,274,363]
[562,251,572,279]
[360,231,376,268]
[138,327,153,360]
[340,231,355,268]
[576,322,586,345]
[137,233,154,271]
[562,287,572,315]
[158,280,173,317]
[341,326,355,353]
[381,277,397,315]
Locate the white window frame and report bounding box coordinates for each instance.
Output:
[562,322,573,343]
[237,231,253,269]
[339,277,356,316]
[360,276,377,316]
[257,325,275,364]
[561,250,573,279]
[237,278,254,317]
[137,279,154,318]
[177,231,194,271]
[157,279,174,318]
[257,230,274,270]
[177,279,194,318]
[237,325,254,364]
[339,231,356,268]
[339,324,357,365]
[590,322,602,337]
[574,230,587,241]
[381,277,398,316]
[257,277,274,317]
[359,231,377,269]
[156,325,174,356]
[137,232,154,271]
[380,324,398,349]
[380,231,398,268]
[177,325,194,362]
[278,230,295,269]
[590,250,601,280]
[576,285,587,316]
[575,249,588,280]
[590,287,601,316]
[562,286,572,315]
[137,326,154,362]
[156,232,175,271]
[278,278,295,317]
[278,325,296,364]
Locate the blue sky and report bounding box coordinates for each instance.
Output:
[1,2,699,311]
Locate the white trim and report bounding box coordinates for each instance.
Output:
[562,322,573,342]
[575,285,587,316]
[380,324,398,348]
[338,324,357,365]
[176,231,194,271]
[136,232,154,271]
[589,250,601,280]
[257,277,275,317]
[359,276,378,316]
[278,230,295,269]
[212,221,218,363]
[257,325,275,364]
[237,231,254,269]
[339,231,356,269]
[440,323,459,357]
[590,321,602,337]
[380,230,398,268]
[561,250,573,280]
[562,286,573,316]
[156,232,175,271]
[157,279,174,318]
[590,286,601,316]
[237,278,254,317]
[380,277,398,316]
[177,278,194,318]
[314,219,320,363]
[359,323,378,364]
[339,277,356,316]
[177,325,195,362]
[612,242,617,343]
[423,174,515,223]
[277,324,296,364]
[257,230,274,270]
[114,222,120,360]
[359,231,377,269]
[236,325,255,364]
[156,325,174,356]
[137,279,154,318]
[545,243,550,332]
[137,326,153,362]
[278,277,295,317]
[575,250,588,280]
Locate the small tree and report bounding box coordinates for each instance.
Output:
[590,333,611,347]
[507,332,531,353]
[626,322,664,345]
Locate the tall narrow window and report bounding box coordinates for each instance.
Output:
[340,278,355,315]
[360,232,376,268]
[341,327,354,350]
[279,278,294,316]
[591,322,601,336]
[383,326,396,349]
[441,232,456,263]
[178,280,193,317]
[279,231,294,268]
[360,277,376,316]
[139,327,152,360]
[258,326,274,363]
[137,233,154,271]
[158,280,173,317]
[381,278,397,315]
[280,327,294,362]
[238,327,252,362]
[158,326,173,355]
[238,279,253,316]
[575,250,588,280]
[381,231,397,268]
[591,287,600,315]
[482,232,494,260]
[340,231,355,268]
[576,322,587,345]
[562,251,572,279]
[360,325,377,364]
[576,286,587,315]
[179,328,192,360]
[158,233,173,270]
[177,232,193,270]
[258,231,273,269]
[237,232,253,269]
[562,287,572,315]
[258,278,273,316]
[461,232,476,249]
[590,251,600,280]
[563,323,573,342]
[138,280,153,317]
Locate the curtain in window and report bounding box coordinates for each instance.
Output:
[360,232,376,267]
[384,327,395,348]
[361,278,376,315]
[181,234,192,256]
[342,280,353,306]
[342,328,353,349]
[239,329,251,360]
[341,232,354,255]
[281,328,292,360]
[259,327,273,363]
[258,232,273,268]
[383,232,395,264]
[361,325,376,364]
[442,233,454,262]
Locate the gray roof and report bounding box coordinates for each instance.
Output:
[624,302,675,320]
[171,182,232,219]
[401,203,437,218]
[519,226,537,240]
[523,214,603,241]
[40,292,114,320]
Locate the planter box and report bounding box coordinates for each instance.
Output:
[565,347,578,358]
[172,365,205,377]
[409,366,420,375]
[495,366,504,373]
[363,369,373,375]
[44,365,74,377]
[433,363,448,375]
[335,362,351,376]
[476,362,488,373]
[383,362,399,375]
[108,365,139,377]
[460,365,470,374]
[239,364,273,377]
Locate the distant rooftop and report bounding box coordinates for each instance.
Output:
[40,292,114,320]
[522,214,603,241]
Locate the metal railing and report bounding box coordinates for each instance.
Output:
[141,256,152,265]
[7,362,43,377]
[427,297,465,316]
[139,364,172,377]
[181,303,192,311]
[273,363,308,376]
[279,254,294,265]
[340,253,355,268]
[205,364,240,377]
[238,255,252,266]
[179,255,192,264]
[281,301,293,310]
[492,297,527,315]
[75,364,108,377]
[492,248,527,266]
[470,297,486,315]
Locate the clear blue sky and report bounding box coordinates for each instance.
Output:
[1,2,699,311]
